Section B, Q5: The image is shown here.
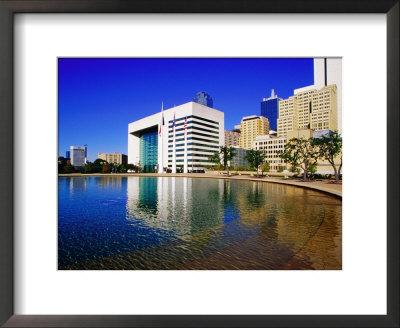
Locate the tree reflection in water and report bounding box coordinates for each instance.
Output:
[58,176,341,270]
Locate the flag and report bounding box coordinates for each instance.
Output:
[158,102,164,136]
[172,112,176,133]
[183,116,187,137]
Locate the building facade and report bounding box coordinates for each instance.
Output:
[224,130,240,147]
[192,91,214,108]
[254,135,287,172]
[98,152,128,165]
[128,102,224,173]
[230,146,249,169]
[238,115,269,150]
[286,129,341,174]
[233,124,241,132]
[70,146,87,167]
[314,58,342,133]
[277,85,338,138]
[260,89,281,131]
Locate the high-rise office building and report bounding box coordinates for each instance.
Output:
[260,89,281,131]
[277,85,337,138]
[128,101,224,173]
[98,152,128,165]
[238,115,269,150]
[313,58,342,133]
[224,130,240,147]
[192,91,214,108]
[66,151,70,159]
[70,146,87,167]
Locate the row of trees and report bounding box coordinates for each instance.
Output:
[58,158,140,174]
[208,131,342,182]
[279,131,342,182]
[208,146,268,177]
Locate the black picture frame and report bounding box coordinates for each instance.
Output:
[0,1,398,327]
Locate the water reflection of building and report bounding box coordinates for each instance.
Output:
[126,177,225,237]
[96,176,123,190]
[68,177,86,193]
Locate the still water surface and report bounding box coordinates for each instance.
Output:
[58,176,341,270]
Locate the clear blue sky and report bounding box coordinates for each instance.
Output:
[58,58,313,162]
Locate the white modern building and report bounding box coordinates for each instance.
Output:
[128,101,224,173]
[70,146,87,167]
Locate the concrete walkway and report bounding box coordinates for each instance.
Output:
[59,172,342,197]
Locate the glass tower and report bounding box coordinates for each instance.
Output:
[260,89,280,131]
[193,91,214,108]
[139,130,158,173]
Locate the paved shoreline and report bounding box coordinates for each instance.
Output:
[58,173,342,198]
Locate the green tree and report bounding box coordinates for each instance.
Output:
[219,146,236,177]
[261,162,270,177]
[279,137,319,181]
[93,158,108,173]
[84,162,94,173]
[313,131,342,182]
[308,163,318,179]
[63,163,75,173]
[102,163,111,173]
[126,164,136,172]
[119,164,126,173]
[245,149,264,178]
[208,151,221,170]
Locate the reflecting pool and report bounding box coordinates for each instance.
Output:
[58,176,342,270]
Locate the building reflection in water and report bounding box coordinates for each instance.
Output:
[61,176,341,270]
[95,176,123,190]
[126,177,225,237]
[68,176,86,194]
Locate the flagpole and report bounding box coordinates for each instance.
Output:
[158,102,164,174]
[172,112,176,174]
[184,116,188,173]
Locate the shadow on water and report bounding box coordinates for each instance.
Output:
[58,176,342,270]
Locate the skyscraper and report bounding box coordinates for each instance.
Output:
[192,91,214,108]
[313,58,342,133]
[70,146,87,167]
[277,84,337,138]
[260,89,280,131]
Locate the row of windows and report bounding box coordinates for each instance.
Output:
[168,148,216,153]
[255,140,285,145]
[168,158,215,163]
[258,149,284,153]
[168,115,219,125]
[168,131,219,141]
[168,142,219,149]
[168,125,219,136]
[168,120,219,132]
[168,153,214,158]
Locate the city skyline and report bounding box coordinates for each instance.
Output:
[59,58,313,162]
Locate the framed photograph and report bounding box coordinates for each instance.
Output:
[0,1,398,327]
